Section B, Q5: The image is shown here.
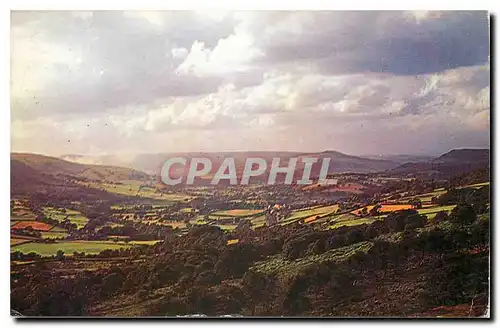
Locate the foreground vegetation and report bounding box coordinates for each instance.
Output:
[11,200,489,317]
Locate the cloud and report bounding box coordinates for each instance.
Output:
[10,11,490,156]
[246,11,489,76]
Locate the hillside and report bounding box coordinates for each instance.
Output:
[387,149,489,179]
[296,150,398,174]
[13,153,150,182]
[11,153,150,198]
[435,149,490,164]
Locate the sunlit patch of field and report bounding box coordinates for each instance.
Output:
[458,181,489,189]
[304,216,319,223]
[128,240,161,245]
[85,181,193,202]
[211,209,264,217]
[281,204,340,225]
[140,220,187,229]
[351,204,414,216]
[107,235,131,240]
[417,205,457,219]
[250,215,267,229]
[400,190,448,203]
[326,212,377,229]
[329,218,376,229]
[214,224,237,231]
[43,207,89,229]
[227,239,239,245]
[40,231,69,239]
[189,219,208,225]
[11,241,134,257]
[49,226,68,232]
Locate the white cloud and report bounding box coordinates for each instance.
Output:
[176,25,263,77]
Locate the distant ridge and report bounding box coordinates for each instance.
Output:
[56,150,400,176]
[435,148,490,163]
[387,148,489,179]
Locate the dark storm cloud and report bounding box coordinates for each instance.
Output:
[257,11,489,76]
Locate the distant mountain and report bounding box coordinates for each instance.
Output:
[59,151,400,177]
[387,148,490,179]
[434,148,490,164]
[57,150,399,186]
[294,150,398,175]
[363,154,435,164]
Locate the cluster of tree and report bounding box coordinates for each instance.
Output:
[449,168,489,188]
[436,186,489,214]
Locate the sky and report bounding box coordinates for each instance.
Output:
[11,10,490,157]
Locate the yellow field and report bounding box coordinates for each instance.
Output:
[211,209,264,217]
[351,204,413,216]
[287,204,340,222]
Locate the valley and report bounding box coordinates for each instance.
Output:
[10,149,490,317]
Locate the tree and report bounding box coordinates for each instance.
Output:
[369,204,382,217]
[411,198,423,209]
[433,211,449,223]
[450,203,477,225]
[55,250,65,261]
[242,271,276,315]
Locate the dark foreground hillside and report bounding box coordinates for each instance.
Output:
[11,203,489,317]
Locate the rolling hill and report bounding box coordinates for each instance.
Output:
[11,153,150,198]
[387,148,489,179]
[60,150,400,183]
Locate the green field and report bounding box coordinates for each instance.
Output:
[281,205,340,225]
[43,207,89,229]
[250,215,266,228]
[400,190,448,203]
[11,241,134,256]
[459,181,490,189]
[49,226,68,232]
[211,209,264,217]
[417,205,457,218]
[40,231,69,239]
[327,212,376,229]
[214,224,238,231]
[128,240,162,245]
[329,218,376,229]
[89,181,192,202]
